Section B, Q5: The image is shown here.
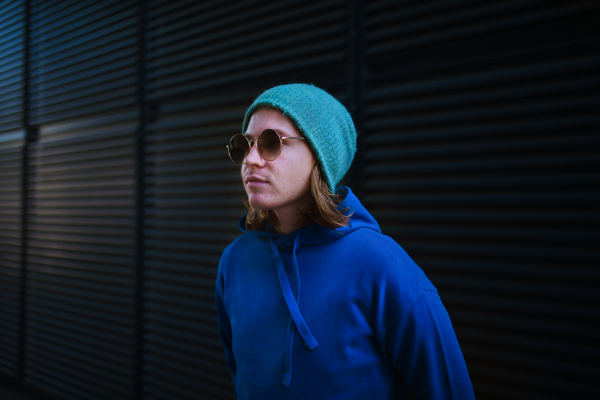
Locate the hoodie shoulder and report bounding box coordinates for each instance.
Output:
[341,227,438,294]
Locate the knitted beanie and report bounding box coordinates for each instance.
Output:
[241,83,357,192]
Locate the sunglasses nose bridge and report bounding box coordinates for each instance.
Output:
[244,137,263,163]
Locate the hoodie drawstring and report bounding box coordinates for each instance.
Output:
[270,233,318,386]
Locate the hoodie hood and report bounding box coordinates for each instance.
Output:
[236,186,379,386]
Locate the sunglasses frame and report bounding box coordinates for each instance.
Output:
[226,129,305,165]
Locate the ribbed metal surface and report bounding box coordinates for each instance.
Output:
[28,0,139,125]
[24,112,138,400]
[363,1,600,399]
[146,0,348,101]
[0,136,24,378]
[0,0,25,379]
[142,96,246,400]
[0,1,25,134]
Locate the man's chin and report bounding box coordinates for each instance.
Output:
[247,194,275,211]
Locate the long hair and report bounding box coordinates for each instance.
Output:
[244,164,351,231]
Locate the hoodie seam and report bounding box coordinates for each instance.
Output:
[378,289,427,348]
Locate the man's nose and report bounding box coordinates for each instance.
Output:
[244,141,265,166]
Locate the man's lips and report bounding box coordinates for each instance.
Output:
[245,176,268,186]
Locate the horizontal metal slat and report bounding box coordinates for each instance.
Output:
[148,173,240,189]
[30,0,96,26]
[30,144,135,166]
[28,2,138,124]
[143,377,226,400]
[27,302,132,333]
[143,261,221,283]
[368,53,600,99]
[0,252,20,264]
[28,279,133,306]
[26,331,133,373]
[364,153,599,175]
[144,242,232,261]
[28,268,131,294]
[0,1,23,134]
[29,49,134,94]
[25,343,132,387]
[30,68,137,109]
[30,0,83,20]
[29,88,137,122]
[28,290,134,320]
[28,98,138,125]
[144,239,235,259]
[432,277,598,304]
[144,280,215,301]
[26,357,132,400]
[144,325,222,358]
[27,338,132,379]
[149,36,344,89]
[143,363,231,396]
[364,173,600,193]
[0,1,23,23]
[144,291,217,313]
[29,0,129,44]
[22,375,93,400]
[148,52,344,100]
[366,0,542,40]
[29,33,137,82]
[366,2,597,55]
[149,0,341,60]
[27,256,134,277]
[149,14,344,80]
[367,78,600,119]
[27,240,134,259]
[146,228,235,243]
[30,224,133,239]
[29,11,135,61]
[145,208,242,221]
[464,359,598,399]
[449,309,597,341]
[385,239,599,265]
[28,310,133,349]
[446,297,598,334]
[145,271,216,290]
[144,354,230,384]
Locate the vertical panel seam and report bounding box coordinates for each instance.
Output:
[134,0,147,399]
[18,0,31,383]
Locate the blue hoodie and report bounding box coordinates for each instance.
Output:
[215,187,475,399]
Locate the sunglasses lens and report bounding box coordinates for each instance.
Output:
[229,135,249,164]
[258,129,281,161]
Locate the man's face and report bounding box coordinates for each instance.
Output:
[242,108,316,212]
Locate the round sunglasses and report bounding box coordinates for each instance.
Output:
[226,129,305,165]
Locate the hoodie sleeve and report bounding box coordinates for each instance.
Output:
[381,289,476,400]
[215,254,237,385]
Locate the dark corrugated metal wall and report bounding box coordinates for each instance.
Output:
[22,0,140,397]
[0,0,598,399]
[0,0,25,380]
[362,2,600,399]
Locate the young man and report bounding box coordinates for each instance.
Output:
[215,84,475,399]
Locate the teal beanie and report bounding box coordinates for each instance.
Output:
[241,83,357,192]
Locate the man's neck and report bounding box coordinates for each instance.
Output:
[272,196,314,235]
